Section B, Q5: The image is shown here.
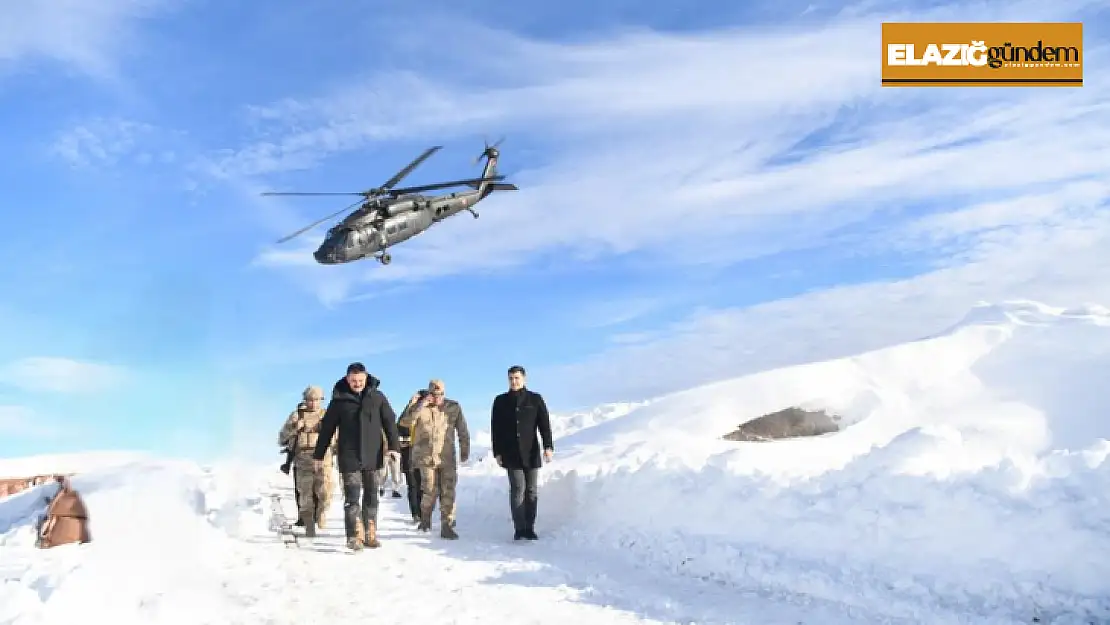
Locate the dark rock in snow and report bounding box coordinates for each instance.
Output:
[723,407,841,442]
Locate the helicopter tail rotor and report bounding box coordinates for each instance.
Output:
[472,136,505,165]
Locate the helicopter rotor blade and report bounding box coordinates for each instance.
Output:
[274,198,365,245]
[376,145,442,193]
[260,192,366,197]
[389,175,505,195]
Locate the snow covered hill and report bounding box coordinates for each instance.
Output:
[2,300,1109,624]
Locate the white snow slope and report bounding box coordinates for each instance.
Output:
[2,300,1109,625]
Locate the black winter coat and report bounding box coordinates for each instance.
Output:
[314,376,400,473]
[490,388,554,470]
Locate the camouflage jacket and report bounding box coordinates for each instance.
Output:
[278,403,337,461]
[409,399,470,468]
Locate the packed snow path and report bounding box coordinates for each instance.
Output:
[256,477,862,625]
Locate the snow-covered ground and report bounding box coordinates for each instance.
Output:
[2,300,1109,624]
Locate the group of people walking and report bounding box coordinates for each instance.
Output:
[277,362,556,551]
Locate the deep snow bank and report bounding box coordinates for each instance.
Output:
[0,454,277,624]
[458,300,1110,623]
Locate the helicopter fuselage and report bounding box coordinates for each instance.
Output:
[312,189,482,264]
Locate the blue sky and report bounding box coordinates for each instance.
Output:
[2,0,1109,462]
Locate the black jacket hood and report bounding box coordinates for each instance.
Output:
[332,374,381,396]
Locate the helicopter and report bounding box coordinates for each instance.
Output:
[262,139,516,265]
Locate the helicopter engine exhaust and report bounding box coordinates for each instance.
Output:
[384,198,422,218]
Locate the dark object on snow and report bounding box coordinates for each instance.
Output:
[723,407,841,442]
[37,476,91,549]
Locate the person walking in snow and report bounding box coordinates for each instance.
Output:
[277,386,336,536]
[409,379,470,539]
[313,362,401,551]
[397,389,427,522]
[489,365,554,541]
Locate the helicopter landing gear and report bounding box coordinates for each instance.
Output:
[466,208,479,219]
[376,253,392,265]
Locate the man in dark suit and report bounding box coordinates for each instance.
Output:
[314,362,400,551]
[490,364,554,541]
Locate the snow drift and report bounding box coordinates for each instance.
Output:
[458,300,1110,623]
[0,455,279,625]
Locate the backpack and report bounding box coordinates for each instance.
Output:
[37,477,91,549]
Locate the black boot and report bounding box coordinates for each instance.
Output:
[524,498,538,540]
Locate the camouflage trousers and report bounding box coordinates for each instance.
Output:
[419,464,458,526]
[293,458,328,525]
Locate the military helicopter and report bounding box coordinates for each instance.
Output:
[262,139,516,265]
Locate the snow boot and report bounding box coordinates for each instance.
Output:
[363,520,381,548]
[391,490,402,498]
[440,522,458,540]
[347,521,364,550]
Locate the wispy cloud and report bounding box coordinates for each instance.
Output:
[0,357,129,394]
[49,117,181,168]
[569,296,667,329]
[0,0,181,83]
[206,0,1109,304]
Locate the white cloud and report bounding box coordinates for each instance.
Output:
[0,357,128,394]
[212,0,1110,303]
[568,296,668,329]
[49,117,174,168]
[0,0,178,82]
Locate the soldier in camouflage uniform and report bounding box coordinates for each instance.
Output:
[409,379,470,539]
[277,386,336,537]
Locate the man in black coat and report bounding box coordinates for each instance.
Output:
[314,362,400,551]
[489,364,554,541]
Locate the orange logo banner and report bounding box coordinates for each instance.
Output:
[881,22,1083,87]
